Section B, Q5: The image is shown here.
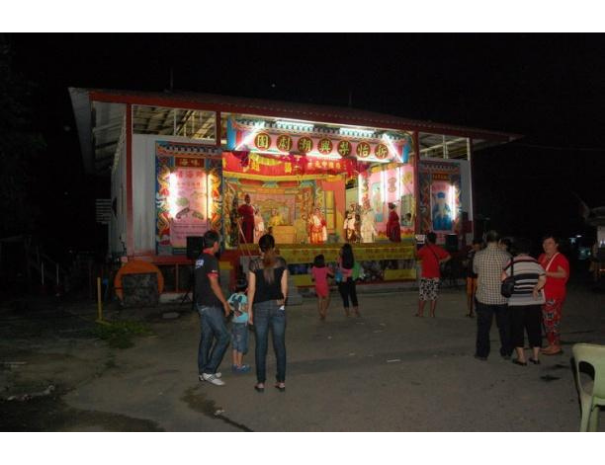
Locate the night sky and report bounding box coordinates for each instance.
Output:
[4,33,605,258]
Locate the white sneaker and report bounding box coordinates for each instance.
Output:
[199,372,222,382]
[201,373,225,386]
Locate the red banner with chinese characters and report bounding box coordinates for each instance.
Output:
[223,151,367,177]
[229,125,408,163]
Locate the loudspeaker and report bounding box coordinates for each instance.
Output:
[445,234,459,252]
[186,236,205,259]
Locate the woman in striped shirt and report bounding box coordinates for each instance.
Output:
[502,238,546,366]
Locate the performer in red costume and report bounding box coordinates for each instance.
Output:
[386,202,401,242]
[308,207,327,244]
[237,194,255,244]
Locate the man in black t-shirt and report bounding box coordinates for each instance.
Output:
[195,230,231,386]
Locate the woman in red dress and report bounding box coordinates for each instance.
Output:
[538,235,570,355]
[386,202,401,242]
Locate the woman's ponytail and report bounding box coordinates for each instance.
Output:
[259,234,277,284]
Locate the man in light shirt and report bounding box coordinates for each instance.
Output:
[473,230,513,361]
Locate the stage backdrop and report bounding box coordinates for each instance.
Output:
[155,141,222,255]
[419,160,462,239]
[359,163,416,237]
[222,177,316,248]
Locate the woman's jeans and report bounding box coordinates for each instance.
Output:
[197,305,230,375]
[253,300,287,383]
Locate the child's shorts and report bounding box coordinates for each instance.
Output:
[231,322,249,354]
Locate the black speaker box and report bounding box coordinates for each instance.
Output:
[186,236,205,259]
[445,234,459,252]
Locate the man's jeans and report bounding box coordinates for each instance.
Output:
[197,305,230,375]
[475,300,512,359]
[253,300,287,383]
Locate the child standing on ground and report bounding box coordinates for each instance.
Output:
[311,254,334,321]
[228,279,251,373]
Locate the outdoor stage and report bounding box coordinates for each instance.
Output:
[225,241,417,288]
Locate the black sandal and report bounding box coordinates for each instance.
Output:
[528,358,541,365]
[254,383,265,393]
[512,359,527,366]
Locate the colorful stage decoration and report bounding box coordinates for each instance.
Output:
[418,160,461,236]
[358,163,416,240]
[227,118,413,164]
[223,178,316,249]
[155,141,222,255]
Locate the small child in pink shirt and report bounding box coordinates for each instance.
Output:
[311,254,334,321]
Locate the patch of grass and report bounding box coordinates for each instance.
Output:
[92,321,153,349]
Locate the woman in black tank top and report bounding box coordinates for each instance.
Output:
[247,234,289,392]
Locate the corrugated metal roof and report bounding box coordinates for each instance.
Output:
[70,87,522,174]
[86,87,521,140]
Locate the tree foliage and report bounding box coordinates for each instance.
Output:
[0,39,45,237]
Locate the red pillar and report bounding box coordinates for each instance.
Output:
[413,131,420,235]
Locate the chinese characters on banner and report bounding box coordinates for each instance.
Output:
[230,127,410,163]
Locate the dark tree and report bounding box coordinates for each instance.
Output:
[0,37,45,237]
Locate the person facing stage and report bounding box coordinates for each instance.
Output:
[237,194,255,245]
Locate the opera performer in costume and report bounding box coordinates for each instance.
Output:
[268,208,285,233]
[360,203,377,243]
[253,206,265,243]
[293,213,309,244]
[309,207,328,244]
[386,202,401,242]
[344,203,361,243]
[237,194,255,244]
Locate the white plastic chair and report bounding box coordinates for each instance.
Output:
[572,343,605,432]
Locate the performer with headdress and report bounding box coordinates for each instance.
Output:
[309,207,327,244]
[253,205,265,243]
[344,203,361,243]
[360,202,376,243]
[237,194,255,244]
[386,202,401,242]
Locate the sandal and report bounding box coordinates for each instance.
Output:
[254,383,265,393]
[512,359,527,366]
[529,358,541,365]
[274,383,286,392]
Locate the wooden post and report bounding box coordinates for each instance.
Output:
[97,277,103,322]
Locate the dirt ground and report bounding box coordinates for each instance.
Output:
[1,280,604,432]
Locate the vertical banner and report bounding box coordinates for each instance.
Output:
[419,160,461,238]
[155,142,222,255]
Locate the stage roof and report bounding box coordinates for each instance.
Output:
[69,87,522,175]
